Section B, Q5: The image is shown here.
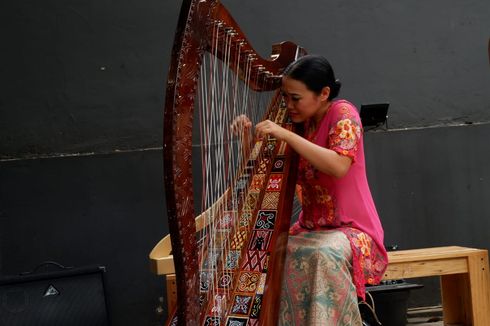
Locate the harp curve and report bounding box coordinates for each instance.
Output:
[152,1,305,325]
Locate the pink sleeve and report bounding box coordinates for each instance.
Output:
[327,102,362,162]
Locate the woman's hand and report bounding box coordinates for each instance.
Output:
[230,114,252,136]
[256,119,352,178]
[231,114,253,160]
[255,119,290,141]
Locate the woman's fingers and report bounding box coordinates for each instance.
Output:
[255,120,275,139]
[256,120,289,141]
[231,115,251,135]
[231,118,285,140]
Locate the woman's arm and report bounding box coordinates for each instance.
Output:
[255,120,352,178]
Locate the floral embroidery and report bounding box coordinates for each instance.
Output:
[352,232,372,257]
[297,183,337,228]
[337,119,357,141]
[301,191,312,207]
[329,115,361,160]
[314,185,330,204]
[340,228,388,299]
[298,158,317,181]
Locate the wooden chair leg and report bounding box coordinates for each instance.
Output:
[441,251,490,326]
[166,274,177,315]
[441,273,471,325]
[467,251,490,326]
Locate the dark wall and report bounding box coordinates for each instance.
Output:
[223,0,490,127]
[366,123,490,251]
[1,0,489,159]
[0,151,168,325]
[1,0,489,325]
[365,123,490,308]
[0,0,181,158]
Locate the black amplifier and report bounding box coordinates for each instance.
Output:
[0,262,110,326]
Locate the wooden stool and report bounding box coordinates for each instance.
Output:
[384,246,490,326]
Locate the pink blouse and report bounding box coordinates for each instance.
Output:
[290,99,388,298]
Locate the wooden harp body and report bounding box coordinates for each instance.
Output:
[150,1,305,325]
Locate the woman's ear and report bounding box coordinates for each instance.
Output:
[320,86,330,101]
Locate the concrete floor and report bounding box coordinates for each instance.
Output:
[407,318,443,326]
[406,306,444,326]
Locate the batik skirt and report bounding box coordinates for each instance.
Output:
[278,228,387,326]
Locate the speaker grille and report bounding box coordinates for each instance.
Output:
[0,267,109,326]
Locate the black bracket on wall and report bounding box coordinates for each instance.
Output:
[360,103,390,131]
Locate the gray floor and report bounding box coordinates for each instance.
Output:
[407,318,443,326]
[406,306,455,326]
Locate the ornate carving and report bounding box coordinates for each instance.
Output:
[163,0,302,324]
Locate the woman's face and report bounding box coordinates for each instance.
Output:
[281,76,330,123]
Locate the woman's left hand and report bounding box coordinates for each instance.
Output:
[255,119,289,141]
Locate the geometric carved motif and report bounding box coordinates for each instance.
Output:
[236,175,249,193]
[239,212,252,227]
[274,106,286,123]
[250,294,263,319]
[266,175,283,191]
[278,140,287,155]
[218,271,234,289]
[237,271,261,293]
[254,210,276,230]
[231,295,253,315]
[204,317,220,326]
[241,250,268,272]
[271,158,285,173]
[257,158,271,174]
[200,122,293,323]
[231,230,247,250]
[200,271,211,292]
[250,141,262,160]
[218,211,235,229]
[248,230,273,251]
[251,174,266,191]
[210,291,227,315]
[265,140,276,155]
[261,192,279,209]
[244,191,259,211]
[256,273,267,295]
[225,250,241,270]
[225,317,248,326]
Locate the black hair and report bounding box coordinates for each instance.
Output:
[283,54,341,100]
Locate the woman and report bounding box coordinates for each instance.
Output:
[254,55,388,325]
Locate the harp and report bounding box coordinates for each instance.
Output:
[150,1,305,325]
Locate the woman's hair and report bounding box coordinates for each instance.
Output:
[283,54,341,100]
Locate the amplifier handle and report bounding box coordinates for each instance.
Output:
[20,261,73,275]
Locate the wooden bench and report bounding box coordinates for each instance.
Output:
[152,245,490,325]
[384,246,490,326]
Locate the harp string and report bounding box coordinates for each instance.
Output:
[195,20,279,321]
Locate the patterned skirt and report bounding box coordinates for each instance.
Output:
[278,228,386,326]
